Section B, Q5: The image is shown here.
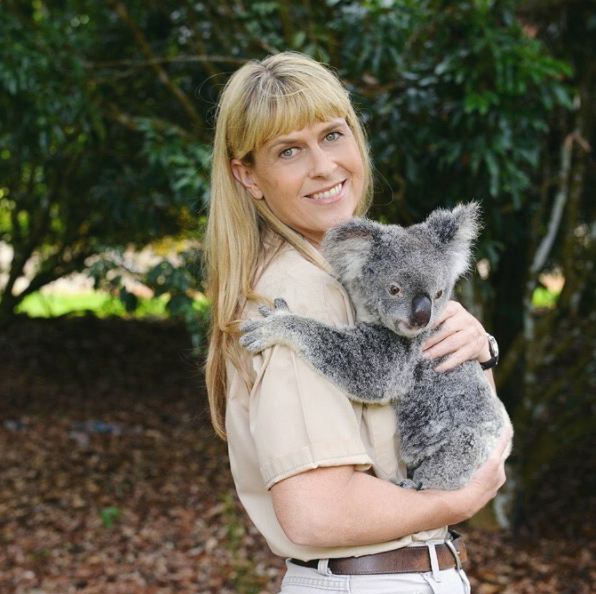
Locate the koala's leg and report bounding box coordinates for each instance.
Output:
[407,427,487,491]
[240,299,397,403]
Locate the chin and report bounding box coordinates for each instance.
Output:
[395,322,424,339]
[325,207,358,229]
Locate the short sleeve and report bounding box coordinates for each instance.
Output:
[247,248,373,489]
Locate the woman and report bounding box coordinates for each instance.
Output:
[204,51,508,593]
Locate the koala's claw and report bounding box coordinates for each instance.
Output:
[239,320,260,333]
[273,298,289,311]
[398,478,425,491]
[239,334,265,353]
[239,298,294,354]
[257,304,274,317]
[239,323,271,352]
[257,297,290,319]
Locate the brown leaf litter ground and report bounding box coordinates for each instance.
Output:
[0,316,594,593]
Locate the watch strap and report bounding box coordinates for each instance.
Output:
[480,355,498,370]
[480,333,499,370]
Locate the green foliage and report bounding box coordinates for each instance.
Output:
[87,246,207,350]
[99,506,122,529]
[0,0,209,328]
[532,286,560,309]
[333,0,572,215]
[1,0,571,333]
[16,291,170,319]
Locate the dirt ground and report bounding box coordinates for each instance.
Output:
[0,316,594,593]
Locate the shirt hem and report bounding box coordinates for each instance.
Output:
[262,449,372,490]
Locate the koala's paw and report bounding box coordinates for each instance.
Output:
[257,298,290,318]
[239,298,293,354]
[397,479,425,491]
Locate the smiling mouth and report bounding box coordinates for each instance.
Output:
[308,181,344,201]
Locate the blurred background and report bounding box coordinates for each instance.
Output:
[1,1,594,593]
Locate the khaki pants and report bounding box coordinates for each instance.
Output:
[280,559,472,594]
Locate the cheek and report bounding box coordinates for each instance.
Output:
[273,169,308,200]
[257,172,301,210]
[345,143,365,175]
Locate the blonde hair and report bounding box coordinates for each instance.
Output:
[204,52,373,439]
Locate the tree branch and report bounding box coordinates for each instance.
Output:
[82,54,245,70]
[530,133,574,275]
[180,0,231,80]
[106,0,205,131]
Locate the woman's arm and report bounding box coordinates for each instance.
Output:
[271,428,510,547]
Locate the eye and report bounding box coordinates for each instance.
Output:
[279,147,298,158]
[325,131,342,142]
[388,284,402,296]
[435,290,444,299]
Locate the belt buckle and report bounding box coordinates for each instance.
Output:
[445,539,462,571]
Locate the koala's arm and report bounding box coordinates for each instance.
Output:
[240,299,404,404]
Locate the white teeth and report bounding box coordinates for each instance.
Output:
[310,182,342,200]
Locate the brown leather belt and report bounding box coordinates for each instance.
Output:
[290,532,467,575]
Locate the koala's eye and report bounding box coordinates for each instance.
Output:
[388,284,402,296]
[435,290,444,299]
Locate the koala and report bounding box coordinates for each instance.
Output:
[240,203,512,490]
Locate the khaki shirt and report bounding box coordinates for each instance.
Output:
[226,242,447,560]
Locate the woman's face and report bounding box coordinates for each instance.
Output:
[232,118,365,246]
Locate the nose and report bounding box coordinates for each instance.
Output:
[308,145,336,178]
[410,294,432,328]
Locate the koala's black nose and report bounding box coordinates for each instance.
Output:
[411,294,432,328]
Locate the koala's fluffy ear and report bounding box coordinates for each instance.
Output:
[424,202,482,278]
[321,218,382,283]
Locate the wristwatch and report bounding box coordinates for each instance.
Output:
[480,333,499,370]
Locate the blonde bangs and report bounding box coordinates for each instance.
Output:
[226,53,355,162]
[240,88,351,160]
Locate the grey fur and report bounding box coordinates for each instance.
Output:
[240,203,512,490]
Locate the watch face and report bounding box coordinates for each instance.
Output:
[488,335,499,358]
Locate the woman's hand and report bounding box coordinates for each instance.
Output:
[422,301,491,373]
[271,428,513,547]
[442,428,512,524]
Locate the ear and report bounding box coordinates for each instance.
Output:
[424,202,482,278]
[230,159,264,199]
[321,218,382,283]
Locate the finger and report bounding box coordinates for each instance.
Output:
[424,329,460,355]
[273,298,289,311]
[239,334,256,350]
[429,301,462,330]
[258,305,274,317]
[495,428,513,461]
[425,311,469,351]
[425,323,485,360]
[240,320,261,332]
[424,326,471,357]
[242,340,263,354]
[423,320,462,351]
[433,350,469,373]
[422,330,445,351]
[239,320,258,334]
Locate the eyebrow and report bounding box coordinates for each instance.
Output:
[265,119,347,154]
